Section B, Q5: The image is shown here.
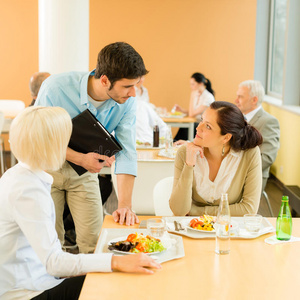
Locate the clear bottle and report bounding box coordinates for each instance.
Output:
[276,195,292,241]
[215,193,231,254]
[153,124,159,147]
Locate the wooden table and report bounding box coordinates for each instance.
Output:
[2,117,16,167]
[79,216,300,300]
[162,116,196,141]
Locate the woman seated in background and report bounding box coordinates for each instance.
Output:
[173,72,215,141]
[0,107,161,300]
[169,101,262,217]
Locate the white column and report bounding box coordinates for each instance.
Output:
[39,0,89,74]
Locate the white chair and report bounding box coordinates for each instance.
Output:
[111,160,175,215]
[0,100,25,117]
[0,111,5,175]
[153,176,174,216]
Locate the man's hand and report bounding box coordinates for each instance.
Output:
[112,207,139,226]
[186,142,204,166]
[104,155,115,167]
[81,152,109,173]
[111,253,162,274]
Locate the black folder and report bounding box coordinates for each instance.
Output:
[67,109,122,175]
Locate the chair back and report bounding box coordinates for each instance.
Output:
[153,176,174,216]
[111,160,174,215]
[0,100,25,117]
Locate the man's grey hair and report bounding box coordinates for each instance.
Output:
[239,80,265,105]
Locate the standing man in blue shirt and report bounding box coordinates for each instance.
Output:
[35,42,147,253]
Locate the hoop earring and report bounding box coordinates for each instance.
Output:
[222,145,225,157]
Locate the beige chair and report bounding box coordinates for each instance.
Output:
[111,160,174,215]
[153,176,174,216]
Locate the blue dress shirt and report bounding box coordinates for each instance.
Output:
[35,70,137,176]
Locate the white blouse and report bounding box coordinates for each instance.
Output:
[135,86,150,103]
[0,163,112,300]
[193,89,215,122]
[193,149,243,203]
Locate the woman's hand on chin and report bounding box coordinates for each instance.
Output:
[185,142,204,166]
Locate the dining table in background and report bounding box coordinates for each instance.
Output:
[2,116,16,167]
[79,215,300,300]
[162,116,196,141]
[100,148,175,175]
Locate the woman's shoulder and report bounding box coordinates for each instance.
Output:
[243,146,261,158]
[202,89,215,102]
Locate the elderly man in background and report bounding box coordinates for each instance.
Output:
[29,72,51,106]
[235,80,280,193]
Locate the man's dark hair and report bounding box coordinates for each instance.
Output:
[94,42,149,88]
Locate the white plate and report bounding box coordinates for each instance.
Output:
[184,219,239,234]
[163,113,187,119]
[136,144,164,150]
[179,218,216,233]
[107,235,169,255]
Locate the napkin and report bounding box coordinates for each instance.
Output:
[166,221,176,231]
[158,148,177,159]
[264,235,300,245]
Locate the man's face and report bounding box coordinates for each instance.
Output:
[106,78,140,104]
[235,86,256,114]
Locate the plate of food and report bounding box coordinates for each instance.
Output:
[183,215,216,233]
[164,112,187,119]
[136,141,164,149]
[107,232,168,255]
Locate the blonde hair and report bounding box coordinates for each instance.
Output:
[10,106,72,171]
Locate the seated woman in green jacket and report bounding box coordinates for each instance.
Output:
[169,101,263,216]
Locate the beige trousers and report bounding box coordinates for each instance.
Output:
[48,162,103,253]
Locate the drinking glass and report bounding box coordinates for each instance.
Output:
[244,214,262,233]
[147,218,166,238]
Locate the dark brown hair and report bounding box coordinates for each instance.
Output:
[210,101,262,151]
[191,72,214,96]
[94,42,148,89]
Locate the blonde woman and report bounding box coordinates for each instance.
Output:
[0,107,160,300]
[170,101,263,216]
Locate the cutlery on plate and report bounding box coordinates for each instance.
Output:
[174,221,186,232]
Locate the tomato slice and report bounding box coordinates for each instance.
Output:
[127,233,137,242]
[189,218,199,228]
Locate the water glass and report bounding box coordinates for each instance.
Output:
[244,214,262,233]
[147,218,166,238]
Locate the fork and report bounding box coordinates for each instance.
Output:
[174,220,186,232]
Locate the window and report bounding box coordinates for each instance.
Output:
[255,0,300,108]
[268,0,287,97]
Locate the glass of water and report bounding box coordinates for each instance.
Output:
[244,214,262,233]
[147,218,166,239]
